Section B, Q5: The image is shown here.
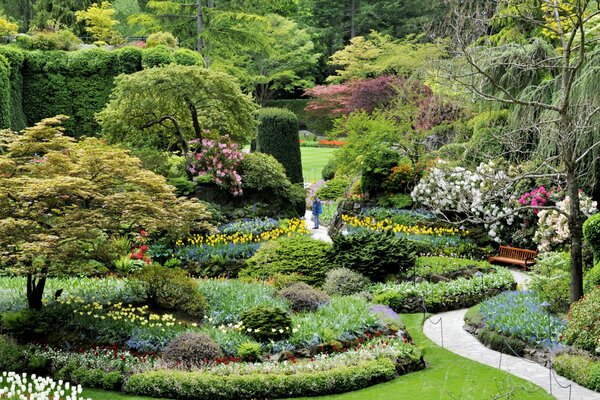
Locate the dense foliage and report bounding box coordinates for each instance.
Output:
[329,230,415,281]
[256,107,303,184]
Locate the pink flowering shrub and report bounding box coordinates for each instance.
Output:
[187,136,244,196]
[518,186,550,214]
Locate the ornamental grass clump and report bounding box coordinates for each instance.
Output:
[162,332,224,368]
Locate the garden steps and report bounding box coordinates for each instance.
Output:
[304,210,332,243]
[423,308,597,400]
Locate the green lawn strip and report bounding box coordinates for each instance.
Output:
[83,313,553,400]
[294,314,553,400]
[301,147,336,182]
[83,389,165,400]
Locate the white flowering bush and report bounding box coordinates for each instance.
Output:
[0,372,90,400]
[534,193,597,252]
[411,161,516,242]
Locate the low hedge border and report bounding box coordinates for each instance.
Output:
[553,352,600,392]
[372,269,516,313]
[125,357,410,399]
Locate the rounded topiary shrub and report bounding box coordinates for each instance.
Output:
[323,268,370,296]
[141,45,174,68]
[240,236,332,285]
[256,108,303,184]
[584,213,600,262]
[328,230,415,281]
[162,332,223,368]
[237,341,262,362]
[564,286,600,352]
[277,282,330,312]
[240,305,292,342]
[174,48,204,66]
[146,31,178,48]
[132,265,208,318]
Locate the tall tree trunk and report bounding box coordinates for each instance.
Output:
[350,0,357,38]
[195,0,204,54]
[567,169,584,302]
[27,269,47,310]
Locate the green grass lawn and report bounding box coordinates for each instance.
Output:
[299,314,553,400]
[84,313,552,400]
[301,147,337,183]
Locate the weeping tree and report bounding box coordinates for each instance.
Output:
[442,0,600,302]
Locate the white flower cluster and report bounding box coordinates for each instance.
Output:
[534,194,598,252]
[0,372,90,400]
[411,161,515,242]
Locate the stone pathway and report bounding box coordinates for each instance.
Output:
[423,269,599,400]
[304,210,332,242]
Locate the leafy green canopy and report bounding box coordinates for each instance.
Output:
[97,64,258,154]
[0,115,213,309]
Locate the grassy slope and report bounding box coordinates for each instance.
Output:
[85,314,552,400]
[301,147,337,183]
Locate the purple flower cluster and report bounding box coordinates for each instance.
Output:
[188,136,244,196]
[518,186,550,214]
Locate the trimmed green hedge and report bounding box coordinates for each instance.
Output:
[0,45,204,137]
[554,353,600,392]
[256,107,303,184]
[125,358,397,400]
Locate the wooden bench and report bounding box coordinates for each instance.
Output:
[488,246,537,271]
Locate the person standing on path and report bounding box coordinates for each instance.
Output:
[312,196,323,229]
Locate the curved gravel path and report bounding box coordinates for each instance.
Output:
[304,210,332,242]
[423,270,599,400]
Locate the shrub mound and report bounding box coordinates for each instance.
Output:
[277,282,330,312]
[133,265,208,318]
[554,352,600,392]
[163,332,224,368]
[323,268,370,296]
[564,286,600,352]
[240,236,332,286]
[240,305,293,342]
[329,230,415,281]
[125,358,397,400]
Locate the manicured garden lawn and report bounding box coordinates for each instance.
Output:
[82,314,552,400]
[301,147,337,182]
[299,314,553,400]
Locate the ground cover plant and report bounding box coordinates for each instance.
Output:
[467,291,566,350]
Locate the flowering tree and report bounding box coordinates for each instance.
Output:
[534,193,597,252]
[411,161,517,242]
[187,137,245,196]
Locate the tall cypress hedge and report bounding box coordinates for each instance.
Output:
[0,46,26,130]
[256,107,303,184]
[0,54,11,129]
[0,44,204,137]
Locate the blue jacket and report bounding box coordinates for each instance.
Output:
[312,199,322,215]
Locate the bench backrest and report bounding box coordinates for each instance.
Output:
[498,245,537,260]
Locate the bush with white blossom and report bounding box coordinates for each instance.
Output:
[411,161,515,242]
[0,371,90,400]
[534,193,597,252]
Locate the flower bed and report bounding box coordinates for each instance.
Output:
[372,268,515,313]
[477,291,565,349]
[124,336,423,400]
[0,371,89,400]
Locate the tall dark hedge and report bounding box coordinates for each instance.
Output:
[0,47,26,130]
[256,108,303,184]
[0,54,11,129]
